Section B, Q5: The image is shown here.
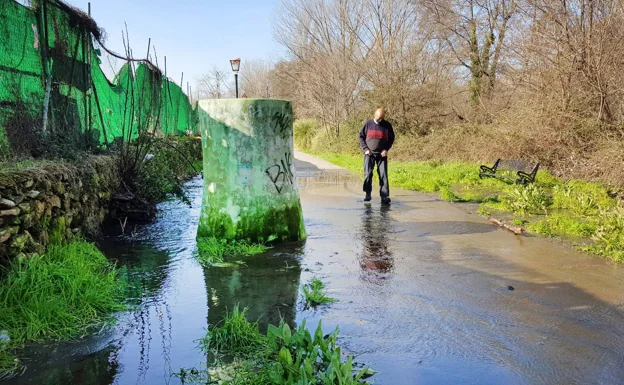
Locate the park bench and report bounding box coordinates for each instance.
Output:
[479,159,540,185]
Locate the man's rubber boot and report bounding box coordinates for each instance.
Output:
[381,197,391,205]
[364,193,372,202]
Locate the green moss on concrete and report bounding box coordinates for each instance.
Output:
[197,199,306,242]
[197,99,306,242]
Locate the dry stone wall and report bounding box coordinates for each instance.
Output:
[0,157,119,260]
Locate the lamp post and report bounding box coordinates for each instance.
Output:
[230,58,241,98]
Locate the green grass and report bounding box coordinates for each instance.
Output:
[198,306,267,356]
[312,151,624,263]
[176,309,375,384]
[195,237,271,267]
[0,241,126,344]
[0,241,126,378]
[302,278,337,307]
[527,215,597,238]
[0,349,20,380]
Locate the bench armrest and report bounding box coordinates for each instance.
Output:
[480,159,501,174]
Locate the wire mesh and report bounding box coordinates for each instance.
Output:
[0,0,198,159]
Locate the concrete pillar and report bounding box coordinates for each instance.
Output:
[197,99,306,242]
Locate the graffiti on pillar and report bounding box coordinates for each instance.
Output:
[269,111,291,136]
[249,105,292,137]
[265,152,294,194]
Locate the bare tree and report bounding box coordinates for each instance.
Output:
[240,59,274,98]
[419,0,519,107]
[197,66,232,99]
[513,0,624,126]
[274,0,369,134]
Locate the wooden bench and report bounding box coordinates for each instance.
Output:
[479,159,540,185]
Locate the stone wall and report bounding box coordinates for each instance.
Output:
[0,157,119,260]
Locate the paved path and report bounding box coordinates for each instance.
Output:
[294,150,346,171]
[294,152,624,385]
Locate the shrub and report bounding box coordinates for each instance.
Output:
[293,119,319,150]
[309,118,362,156]
[134,137,201,205]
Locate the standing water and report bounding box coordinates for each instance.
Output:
[6,156,624,384]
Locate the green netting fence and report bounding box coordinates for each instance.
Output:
[0,0,198,159]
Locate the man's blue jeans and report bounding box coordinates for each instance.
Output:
[363,154,389,198]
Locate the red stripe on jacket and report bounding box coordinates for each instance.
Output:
[366,128,388,140]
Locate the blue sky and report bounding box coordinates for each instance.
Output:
[64,0,282,92]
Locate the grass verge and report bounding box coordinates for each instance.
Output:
[0,241,126,377]
[195,237,272,267]
[302,278,337,308]
[311,152,624,263]
[176,307,375,384]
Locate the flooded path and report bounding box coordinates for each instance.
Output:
[7,154,624,385]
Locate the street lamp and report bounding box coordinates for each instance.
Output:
[230,58,241,98]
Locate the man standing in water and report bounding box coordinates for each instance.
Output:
[358,108,395,204]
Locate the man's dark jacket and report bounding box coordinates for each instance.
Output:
[358,119,395,154]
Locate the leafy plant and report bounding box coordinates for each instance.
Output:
[263,321,375,385]
[302,278,337,308]
[584,206,624,262]
[505,184,552,215]
[177,310,375,385]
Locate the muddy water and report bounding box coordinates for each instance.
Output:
[7,157,624,385]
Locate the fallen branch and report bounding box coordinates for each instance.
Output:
[489,218,525,235]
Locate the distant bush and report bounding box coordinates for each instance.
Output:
[293,119,319,150]
[309,117,362,156]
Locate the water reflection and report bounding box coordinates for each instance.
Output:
[359,205,394,283]
[203,244,304,331]
[35,344,120,385]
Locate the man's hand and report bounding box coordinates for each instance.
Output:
[365,149,371,156]
[381,150,388,157]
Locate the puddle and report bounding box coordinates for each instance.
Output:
[6,160,624,384]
